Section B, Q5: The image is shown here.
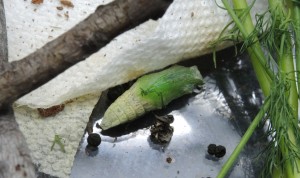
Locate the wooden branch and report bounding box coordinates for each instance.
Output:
[0,110,36,178]
[0,2,36,178]
[0,0,173,109]
[0,0,7,70]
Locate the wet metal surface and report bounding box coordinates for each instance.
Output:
[70,49,266,178]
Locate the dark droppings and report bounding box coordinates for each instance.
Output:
[166,157,172,164]
[215,145,226,158]
[207,144,217,155]
[150,115,174,145]
[207,144,226,158]
[87,133,101,147]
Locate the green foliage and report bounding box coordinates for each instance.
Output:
[214,0,300,177]
[262,75,300,177]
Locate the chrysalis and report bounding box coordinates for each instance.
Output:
[100,65,203,130]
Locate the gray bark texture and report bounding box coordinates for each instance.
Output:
[0,1,36,178]
[0,0,172,177]
[0,110,36,178]
[0,0,7,70]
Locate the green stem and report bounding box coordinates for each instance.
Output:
[220,1,300,178]
[277,28,300,178]
[278,38,298,117]
[217,99,270,178]
[271,1,300,177]
[222,0,272,96]
[289,1,300,96]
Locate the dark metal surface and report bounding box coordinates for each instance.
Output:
[70,48,266,178]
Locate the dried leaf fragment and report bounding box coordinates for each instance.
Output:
[56,6,64,11]
[31,0,43,4]
[60,0,74,8]
[37,104,65,117]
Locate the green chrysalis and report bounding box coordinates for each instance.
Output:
[100,65,203,130]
